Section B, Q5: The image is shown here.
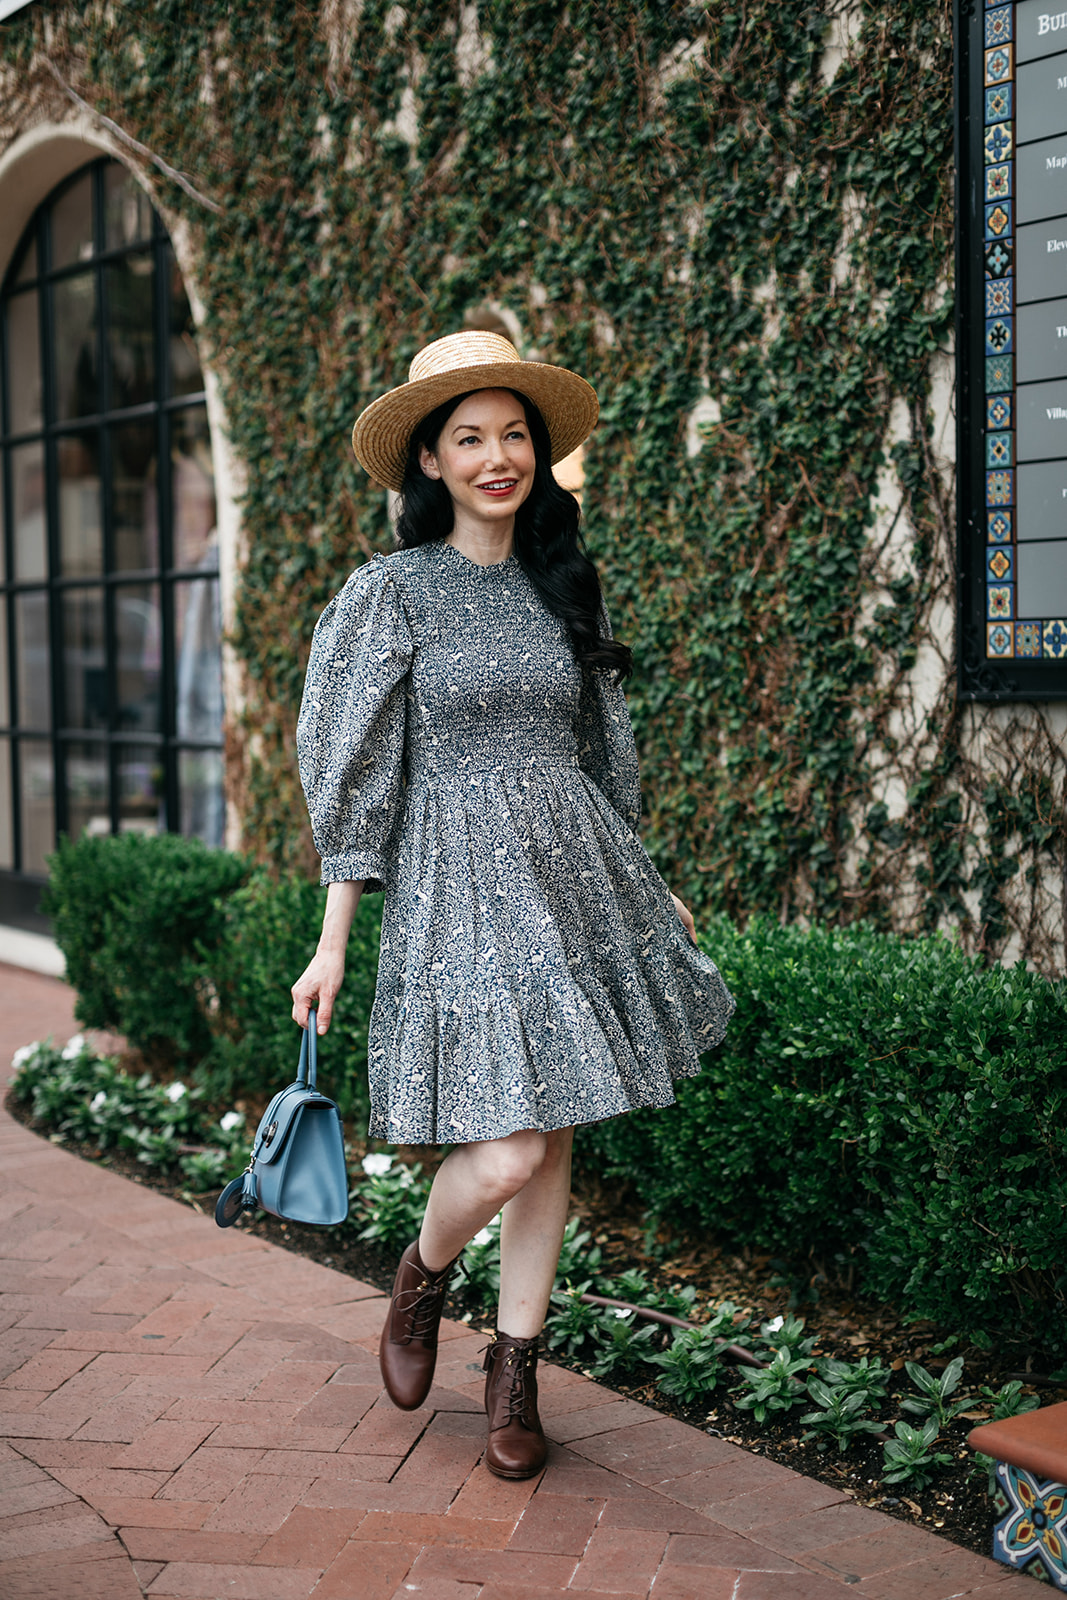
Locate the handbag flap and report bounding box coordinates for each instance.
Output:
[253,1084,337,1166]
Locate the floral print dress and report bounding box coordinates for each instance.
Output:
[297,540,735,1144]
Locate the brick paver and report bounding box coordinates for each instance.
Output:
[0,963,1029,1598]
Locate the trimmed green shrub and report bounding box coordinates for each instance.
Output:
[577,917,1067,1354]
[43,832,249,1066]
[192,871,380,1125]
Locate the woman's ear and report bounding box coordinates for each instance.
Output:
[418,443,441,480]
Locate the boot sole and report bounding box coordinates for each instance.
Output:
[484,1456,547,1480]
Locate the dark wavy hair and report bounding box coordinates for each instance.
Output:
[394,389,632,680]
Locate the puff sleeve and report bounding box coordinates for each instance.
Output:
[297,559,414,890]
[575,610,642,833]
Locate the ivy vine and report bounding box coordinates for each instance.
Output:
[2,0,1064,972]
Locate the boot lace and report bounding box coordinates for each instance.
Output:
[395,1259,462,1342]
[485,1338,537,1424]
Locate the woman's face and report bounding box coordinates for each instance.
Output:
[418,388,536,528]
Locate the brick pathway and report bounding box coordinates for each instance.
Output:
[0,963,1025,1599]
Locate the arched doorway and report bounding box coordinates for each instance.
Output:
[0,156,223,923]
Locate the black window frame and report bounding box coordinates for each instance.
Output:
[0,156,224,921]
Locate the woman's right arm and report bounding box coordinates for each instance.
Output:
[291,879,364,1033]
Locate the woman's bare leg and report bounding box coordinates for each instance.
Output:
[418,1128,548,1271]
[497,1128,574,1338]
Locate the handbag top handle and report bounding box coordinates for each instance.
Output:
[297,1009,318,1091]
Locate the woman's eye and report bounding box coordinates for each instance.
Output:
[459,435,480,446]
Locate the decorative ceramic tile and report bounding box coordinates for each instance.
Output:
[985,122,1013,164]
[988,509,1013,543]
[986,470,1014,506]
[1045,620,1067,659]
[986,277,1013,316]
[985,44,1013,86]
[985,84,1013,123]
[988,547,1013,581]
[987,621,1013,657]
[1015,621,1041,657]
[986,163,1012,202]
[991,1463,1067,1589]
[985,317,1013,355]
[986,354,1013,393]
[986,200,1012,239]
[986,431,1013,467]
[985,6,1012,46]
[987,584,1013,618]
[987,394,1012,429]
[986,238,1013,278]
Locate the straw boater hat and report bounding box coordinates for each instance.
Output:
[351,331,599,491]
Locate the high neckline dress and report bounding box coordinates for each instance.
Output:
[297,540,735,1145]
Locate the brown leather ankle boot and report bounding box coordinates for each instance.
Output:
[379,1239,458,1411]
[483,1330,547,1480]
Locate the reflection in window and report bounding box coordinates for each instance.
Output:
[50,170,94,270]
[14,592,50,728]
[0,740,11,868]
[176,579,223,742]
[112,420,158,571]
[52,272,97,422]
[5,288,42,435]
[180,747,224,848]
[19,739,54,874]
[11,440,46,580]
[173,407,217,570]
[57,432,102,577]
[116,585,162,733]
[62,588,107,729]
[168,251,204,397]
[65,741,109,839]
[118,744,163,833]
[105,165,153,252]
[107,256,155,411]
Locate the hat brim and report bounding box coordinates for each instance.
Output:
[351,360,598,491]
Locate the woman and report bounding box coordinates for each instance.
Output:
[291,330,734,1480]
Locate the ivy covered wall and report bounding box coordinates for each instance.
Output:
[2,0,1064,974]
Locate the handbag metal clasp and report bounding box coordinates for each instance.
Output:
[262,1120,279,1148]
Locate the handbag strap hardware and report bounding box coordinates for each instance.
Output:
[297,1009,318,1091]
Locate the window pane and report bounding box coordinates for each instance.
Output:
[19,738,54,872]
[169,252,204,396]
[11,440,46,580]
[175,578,223,741]
[107,256,155,412]
[57,432,102,576]
[0,599,8,724]
[15,590,50,728]
[117,743,163,834]
[5,288,43,436]
[65,739,109,839]
[0,737,11,868]
[172,407,217,570]
[53,272,98,422]
[115,583,161,733]
[111,420,158,571]
[13,233,37,288]
[50,169,94,269]
[62,587,107,730]
[105,165,154,251]
[179,746,224,847]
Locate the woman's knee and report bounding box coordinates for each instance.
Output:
[476,1130,548,1198]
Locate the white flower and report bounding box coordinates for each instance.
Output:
[361,1152,393,1177]
[89,1090,108,1111]
[766,1315,785,1333]
[164,1082,187,1102]
[61,1034,87,1060]
[11,1043,39,1070]
[611,1307,632,1320]
[219,1111,244,1133]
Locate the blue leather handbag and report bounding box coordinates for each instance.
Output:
[215,1010,349,1228]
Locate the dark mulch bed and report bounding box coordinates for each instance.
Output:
[10,1088,1062,1565]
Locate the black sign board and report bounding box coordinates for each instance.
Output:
[956,0,1067,696]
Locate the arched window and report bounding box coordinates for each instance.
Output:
[0,157,223,919]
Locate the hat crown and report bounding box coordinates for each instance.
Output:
[407,330,521,385]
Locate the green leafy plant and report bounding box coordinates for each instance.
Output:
[647,1324,729,1405]
[978,1380,1041,1423]
[352,1157,432,1255]
[733,1346,812,1424]
[881,1418,954,1490]
[813,1356,891,1407]
[554,1218,602,1286]
[900,1357,974,1430]
[587,1309,658,1382]
[757,1314,818,1359]
[544,1284,604,1358]
[800,1378,886,1453]
[460,1216,502,1301]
